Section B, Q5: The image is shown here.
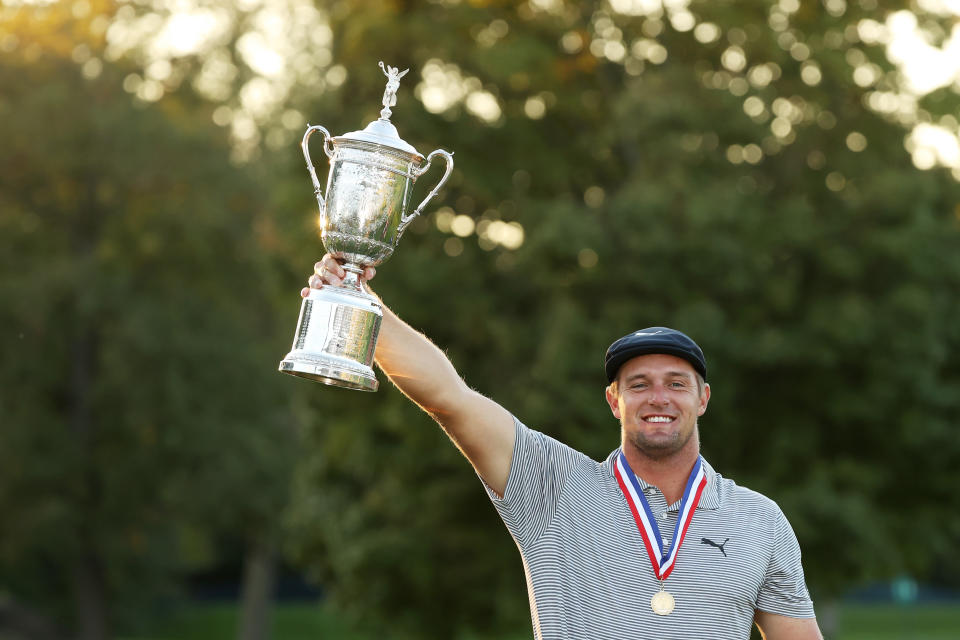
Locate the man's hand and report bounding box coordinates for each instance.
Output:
[301,254,376,297]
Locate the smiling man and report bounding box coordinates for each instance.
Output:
[307,257,823,640]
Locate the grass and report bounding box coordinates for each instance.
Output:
[834,603,960,640]
[122,603,374,640]
[122,602,960,640]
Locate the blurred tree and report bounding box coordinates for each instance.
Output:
[270,0,960,638]
[0,5,296,640]
[1,0,958,639]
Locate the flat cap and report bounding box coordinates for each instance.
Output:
[604,327,707,383]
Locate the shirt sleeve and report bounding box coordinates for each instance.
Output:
[755,507,816,618]
[481,417,577,548]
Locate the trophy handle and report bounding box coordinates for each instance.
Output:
[398,149,454,239]
[301,125,336,216]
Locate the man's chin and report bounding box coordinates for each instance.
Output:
[627,430,696,460]
[630,436,682,459]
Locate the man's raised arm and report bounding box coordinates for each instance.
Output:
[305,255,516,496]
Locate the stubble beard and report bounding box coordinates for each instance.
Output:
[626,421,698,461]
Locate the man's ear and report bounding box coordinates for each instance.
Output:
[605,385,621,420]
[697,383,711,416]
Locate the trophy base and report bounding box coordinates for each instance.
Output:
[278,285,382,391]
[279,355,378,391]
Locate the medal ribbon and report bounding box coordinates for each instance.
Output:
[614,452,708,581]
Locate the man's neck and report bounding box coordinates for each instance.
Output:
[621,434,700,505]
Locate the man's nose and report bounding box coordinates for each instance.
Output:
[646,384,670,405]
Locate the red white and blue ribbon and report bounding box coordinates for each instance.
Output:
[614,452,708,581]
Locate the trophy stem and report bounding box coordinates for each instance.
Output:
[340,264,365,292]
[342,263,364,275]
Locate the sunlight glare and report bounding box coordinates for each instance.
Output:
[886,11,960,95]
[609,0,663,16]
[152,9,229,58]
[237,31,285,77]
[906,123,960,170]
[415,59,500,123]
[465,91,502,123]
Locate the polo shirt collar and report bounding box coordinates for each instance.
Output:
[607,449,721,511]
[696,458,721,510]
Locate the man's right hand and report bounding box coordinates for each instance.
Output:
[301,254,377,297]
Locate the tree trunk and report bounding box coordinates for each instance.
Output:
[72,550,109,640]
[237,537,277,640]
[70,321,109,640]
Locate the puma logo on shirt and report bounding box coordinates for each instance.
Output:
[701,537,730,557]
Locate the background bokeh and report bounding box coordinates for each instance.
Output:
[1,1,959,639]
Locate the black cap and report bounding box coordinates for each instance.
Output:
[604,327,707,383]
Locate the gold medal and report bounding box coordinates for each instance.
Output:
[650,589,675,616]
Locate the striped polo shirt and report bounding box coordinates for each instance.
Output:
[484,419,815,640]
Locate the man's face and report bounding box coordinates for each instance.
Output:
[604,353,710,460]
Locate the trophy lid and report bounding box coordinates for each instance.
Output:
[339,118,421,157]
[335,62,421,159]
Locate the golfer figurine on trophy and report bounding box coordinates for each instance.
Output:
[278,62,454,391]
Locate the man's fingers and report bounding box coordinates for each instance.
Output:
[310,271,343,287]
[306,255,372,290]
[314,256,345,279]
[309,256,348,287]
[312,260,329,277]
[300,287,310,298]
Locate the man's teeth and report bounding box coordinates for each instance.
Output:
[645,416,673,423]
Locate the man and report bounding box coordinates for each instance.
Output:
[305,255,823,640]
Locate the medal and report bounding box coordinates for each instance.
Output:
[614,452,707,616]
[650,587,675,616]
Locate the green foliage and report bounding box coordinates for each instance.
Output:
[0,51,295,631]
[275,1,960,637]
[2,1,959,638]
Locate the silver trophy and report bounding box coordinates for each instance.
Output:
[279,62,454,391]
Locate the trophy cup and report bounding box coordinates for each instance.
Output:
[278,62,454,391]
